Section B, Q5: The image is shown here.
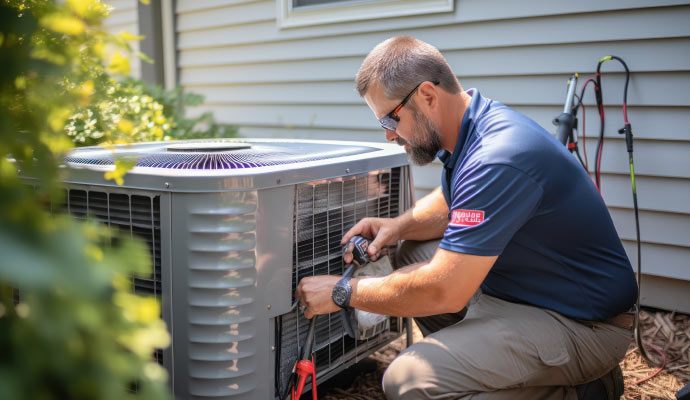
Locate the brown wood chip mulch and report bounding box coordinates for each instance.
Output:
[318,310,690,400]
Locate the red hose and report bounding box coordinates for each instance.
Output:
[632,340,667,385]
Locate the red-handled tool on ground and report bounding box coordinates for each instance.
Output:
[292,315,317,400]
[282,235,377,399]
[282,314,318,400]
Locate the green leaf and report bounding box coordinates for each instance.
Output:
[137,51,154,64]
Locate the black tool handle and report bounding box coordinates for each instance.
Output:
[301,315,317,361]
[343,235,373,266]
[339,263,357,338]
[618,123,634,154]
[338,236,379,339]
[342,263,356,279]
[281,314,318,400]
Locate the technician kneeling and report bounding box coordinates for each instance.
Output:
[295,36,637,400]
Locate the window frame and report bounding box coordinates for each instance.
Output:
[276,0,454,29]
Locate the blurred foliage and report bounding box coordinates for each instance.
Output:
[65,81,172,145]
[0,0,171,399]
[66,77,237,147]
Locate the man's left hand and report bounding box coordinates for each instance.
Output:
[295,275,342,319]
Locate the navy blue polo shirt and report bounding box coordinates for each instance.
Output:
[437,89,637,321]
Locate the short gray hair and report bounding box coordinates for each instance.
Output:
[355,36,461,100]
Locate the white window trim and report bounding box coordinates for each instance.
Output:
[277,0,454,29]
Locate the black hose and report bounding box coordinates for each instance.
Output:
[275,316,282,399]
[574,148,586,171]
[598,55,656,365]
[628,153,653,364]
[594,61,605,189]
[280,312,318,400]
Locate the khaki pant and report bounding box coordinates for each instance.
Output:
[384,240,632,400]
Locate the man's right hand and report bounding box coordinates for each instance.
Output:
[341,217,401,263]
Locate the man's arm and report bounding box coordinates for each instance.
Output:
[397,186,450,242]
[296,247,497,318]
[341,187,449,258]
[351,248,496,317]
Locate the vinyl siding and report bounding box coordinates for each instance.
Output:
[103,0,141,79]
[176,0,690,310]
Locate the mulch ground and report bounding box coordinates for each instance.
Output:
[318,309,690,399]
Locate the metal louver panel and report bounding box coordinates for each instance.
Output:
[277,167,404,396]
[65,189,163,364]
[180,191,259,398]
[64,189,162,296]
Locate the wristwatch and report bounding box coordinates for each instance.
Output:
[331,276,353,308]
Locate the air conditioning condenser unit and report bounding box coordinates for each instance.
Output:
[58,139,413,399]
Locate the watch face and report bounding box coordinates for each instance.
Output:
[332,285,348,307]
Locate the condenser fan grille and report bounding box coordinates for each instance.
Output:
[276,167,403,395]
[64,140,379,169]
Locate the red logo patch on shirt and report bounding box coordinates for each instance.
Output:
[450,209,485,227]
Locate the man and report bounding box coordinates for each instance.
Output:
[295,36,638,399]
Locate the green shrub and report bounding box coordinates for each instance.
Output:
[64,80,172,146]
[0,1,171,398]
[120,79,238,141]
[65,78,237,147]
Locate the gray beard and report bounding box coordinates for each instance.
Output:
[395,109,442,165]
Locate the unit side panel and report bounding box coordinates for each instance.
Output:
[257,185,296,318]
[255,185,295,399]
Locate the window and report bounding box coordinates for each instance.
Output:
[293,0,354,6]
[277,0,454,29]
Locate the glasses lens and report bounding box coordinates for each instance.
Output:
[379,116,397,131]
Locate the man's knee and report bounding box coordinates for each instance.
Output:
[382,351,427,400]
[382,341,464,400]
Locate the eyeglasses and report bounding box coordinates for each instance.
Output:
[378,80,440,131]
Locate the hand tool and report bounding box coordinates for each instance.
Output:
[339,235,380,338]
[553,73,587,169]
[281,314,318,400]
[292,315,317,400]
[339,235,374,337]
[554,73,579,147]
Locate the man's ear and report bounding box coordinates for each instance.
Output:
[417,81,438,110]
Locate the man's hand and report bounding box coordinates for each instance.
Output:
[295,275,342,319]
[341,217,400,262]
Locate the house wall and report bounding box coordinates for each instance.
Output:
[103,0,141,79]
[173,0,690,311]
